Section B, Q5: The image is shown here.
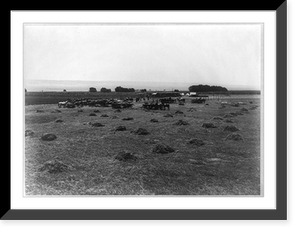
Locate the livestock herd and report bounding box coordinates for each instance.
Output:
[57,97,204,110]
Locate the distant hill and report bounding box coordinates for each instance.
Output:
[188,84,228,92]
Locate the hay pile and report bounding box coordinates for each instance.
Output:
[122,117,134,121]
[132,128,150,135]
[94,110,100,113]
[202,123,217,128]
[55,119,63,123]
[175,110,184,114]
[115,126,126,131]
[173,120,189,126]
[101,114,109,117]
[78,109,83,112]
[90,122,105,127]
[89,113,97,116]
[41,134,57,141]
[224,125,240,132]
[163,113,173,117]
[114,109,121,113]
[231,103,240,107]
[225,133,244,141]
[229,112,238,117]
[150,119,159,123]
[114,151,138,161]
[25,130,34,137]
[240,107,249,112]
[223,114,233,118]
[187,138,205,146]
[224,119,234,123]
[249,106,259,110]
[152,144,175,154]
[36,109,44,113]
[187,108,197,112]
[39,159,71,173]
[212,116,224,121]
[51,109,61,113]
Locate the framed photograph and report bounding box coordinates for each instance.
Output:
[5,2,286,220]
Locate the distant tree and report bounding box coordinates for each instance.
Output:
[25,88,27,93]
[89,87,97,92]
[115,86,135,92]
[100,87,111,93]
[63,89,67,92]
[140,89,147,92]
[188,84,228,92]
[174,89,179,92]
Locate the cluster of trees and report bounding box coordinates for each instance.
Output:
[115,86,135,92]
[89,87,112,92]
[188,85,228,92]
[100,87,111,93]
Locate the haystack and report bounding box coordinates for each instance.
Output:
[202,123,217,128]
[240,107,249,112]
[225,133,244,141]
[212,116,224,121]
[187,108,197,112]
[25,129,34,137]
[224,119,234,123]
[223,114,233,118]
[41,133,57,141]
[115,126,126,131]
[39,159,71,173]
[229,112,238,117]
[235,111,243,115]
[89,113,97,116]
[101,114,109,117]
[163,113,173,118]
[173,120,189,126]
[122,117,134,121]
[114,151,138,161]
[150,119,159,123]
[55,119,63,123]
[249,106,259,110]
[51,109,61,113]
[91,122,104,127]
[187,138,205,146]
[224,125,240,132]
[152,144,175,154]
[132,128,150,135]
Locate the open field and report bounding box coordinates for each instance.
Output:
[25,95,261,195]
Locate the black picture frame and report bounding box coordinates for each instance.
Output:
[4,1,287,220]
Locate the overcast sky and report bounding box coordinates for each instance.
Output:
[24,24,262,91]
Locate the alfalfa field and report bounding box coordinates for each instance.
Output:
[25,96,261,195]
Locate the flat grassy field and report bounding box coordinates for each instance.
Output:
[25,95,261,195]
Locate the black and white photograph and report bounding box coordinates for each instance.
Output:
[24,23,262,196]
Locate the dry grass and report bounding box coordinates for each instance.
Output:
[25,96,261,195]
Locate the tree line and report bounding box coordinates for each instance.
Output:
[87,84,228,93]
[89,86,135,93]
[188,84,228,92]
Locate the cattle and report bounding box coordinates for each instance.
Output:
[142,103,170,110]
